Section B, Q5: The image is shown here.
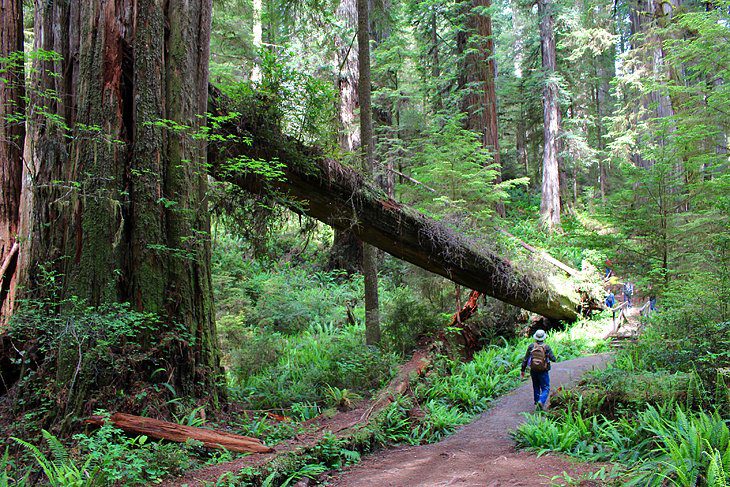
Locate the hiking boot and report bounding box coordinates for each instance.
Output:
[537,401,546,411]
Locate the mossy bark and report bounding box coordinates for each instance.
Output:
[14,0,222,404]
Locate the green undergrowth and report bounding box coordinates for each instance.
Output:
[2,413,239,487]
[501,190,621,271]
[230,323,401,411]
[206,317,610,486]
[514,279,730,486]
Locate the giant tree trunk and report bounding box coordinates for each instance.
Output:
[357,0,381,345]
[538,0,562,231]
[14,0,221,402]
[0,0,24,322]
[328,0,364,274]
[462,0,504,217]
[207,90,583,322]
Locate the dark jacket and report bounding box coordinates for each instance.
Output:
[521,342,557,373]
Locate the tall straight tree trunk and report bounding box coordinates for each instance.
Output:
[251,0,263,82]
[538,0,561,231]
[328,0,364,274]
[15,0,221,402]
[0,0,24,322]
[357,0,381,346]
[430,10,443,112]
[461,0,505,217]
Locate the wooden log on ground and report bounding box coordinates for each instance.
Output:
[360,349,431,422]
[85,413,274,453]
[207,87,584,322]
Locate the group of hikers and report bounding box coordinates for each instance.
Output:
[520,259,658,411]
[604,258,657,313]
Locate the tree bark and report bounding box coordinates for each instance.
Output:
[461,0,505,217]
[251,0,263,82]
[14,0,221,402]
[0,0,24,322]
[207,88,583,322]
[85,413,273,453]
[357,0,381,345]
[538,0,562,231]
[328,0,364,274]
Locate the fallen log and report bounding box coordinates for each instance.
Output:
[207,88,584,322]
[85,413,274,453]
[361,349,431,422]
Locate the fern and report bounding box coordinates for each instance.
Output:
[43,430,70,466]
[12,431,106,487]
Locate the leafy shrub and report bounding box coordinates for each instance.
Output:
[6,298,192,426]
[234,325,399,409]
[552,367,696,417]
[382,286,443,354]
[10,420,198,487]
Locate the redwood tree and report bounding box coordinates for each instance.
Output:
[14,0,221,401]
[328,0,364,274]
[0,0,24,321]
[461,0,504,216]
[538,0,562,231]
[357,0,381,345]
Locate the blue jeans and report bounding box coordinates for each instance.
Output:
[531,370,550,405]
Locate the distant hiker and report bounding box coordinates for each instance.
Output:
[604,259,613,279]
[605,290,616,321]
[623,280,634,308]
[648,284,657,312]
[521,329,557,410]
[605,291,615,309]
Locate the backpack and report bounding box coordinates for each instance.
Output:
[530,343,549,372]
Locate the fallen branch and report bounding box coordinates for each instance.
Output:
[360,349,431,423]
[85,413,274,453]
[0,242,19,286]
[496,229,579,277]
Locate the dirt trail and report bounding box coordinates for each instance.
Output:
[328,353,613,487]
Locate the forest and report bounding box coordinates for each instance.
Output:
[0,0,728,485]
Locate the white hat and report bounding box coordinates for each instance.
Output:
[533,329,546,342]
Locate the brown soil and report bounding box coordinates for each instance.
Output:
[327,353,613,487]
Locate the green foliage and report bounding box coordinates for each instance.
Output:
[12,430,106,487]
[233,324,399,409]
[515,404,730,486]
[6,294,195,426]
[382,286,443,354]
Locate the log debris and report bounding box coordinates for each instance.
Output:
[85,413,274,453]
[207,86,586,321]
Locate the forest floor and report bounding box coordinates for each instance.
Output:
[325,353,614,487]
[166,307,644,486]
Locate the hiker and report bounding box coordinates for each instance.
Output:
[520,329,557,410]
[604,259,613,279]
[623,280,634,308]
[605,290,616,320]
[648,284,657,312]
[605,290,615,308]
